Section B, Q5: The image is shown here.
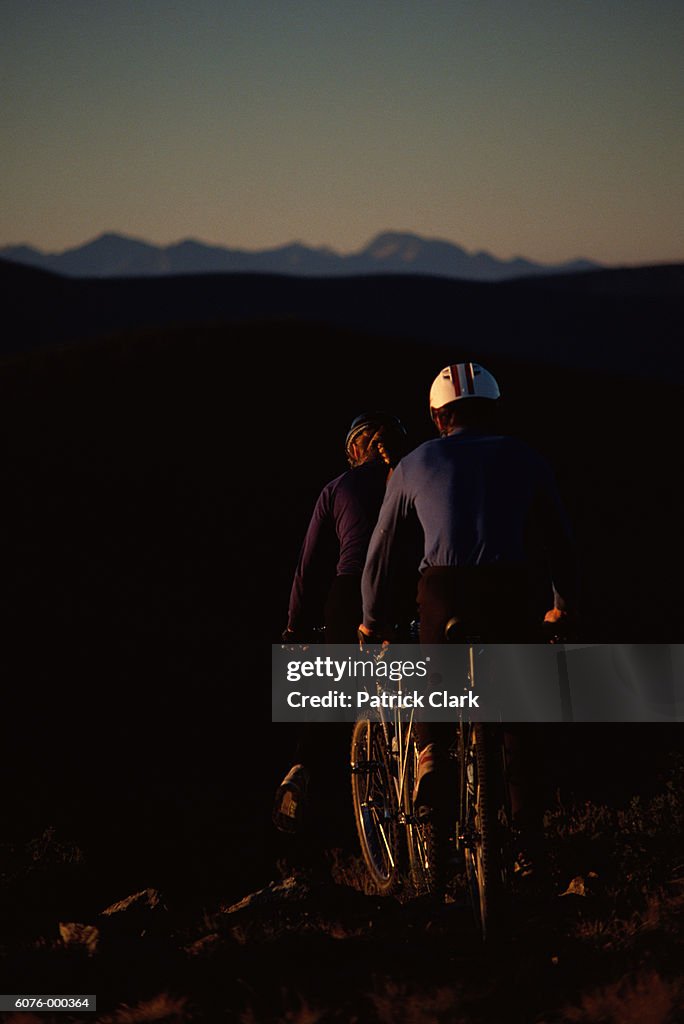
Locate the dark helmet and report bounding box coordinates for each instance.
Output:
[345,411,407,467]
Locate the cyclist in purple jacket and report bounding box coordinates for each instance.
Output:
[274,411,408,834]
[282,412,407,646]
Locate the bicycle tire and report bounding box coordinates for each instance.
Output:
[461,722,511,941]
[350,718,402,895]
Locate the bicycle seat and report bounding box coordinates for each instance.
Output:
[444,617,482,643]
[444,616,548,644]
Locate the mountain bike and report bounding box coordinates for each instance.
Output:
[350,638,523,942]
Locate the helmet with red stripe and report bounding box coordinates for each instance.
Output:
[429,362,500,419]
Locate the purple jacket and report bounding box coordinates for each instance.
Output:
[287,460,389,632]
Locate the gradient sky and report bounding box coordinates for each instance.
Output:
[2,1,682,263]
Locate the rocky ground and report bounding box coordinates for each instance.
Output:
[1,756,683,1024]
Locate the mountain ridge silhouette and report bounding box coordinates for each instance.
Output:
[0,229,599,281]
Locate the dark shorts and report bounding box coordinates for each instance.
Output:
[417,565,541,644]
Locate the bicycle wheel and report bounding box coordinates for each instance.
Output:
[350,718,401,895]
[460,722,511,941]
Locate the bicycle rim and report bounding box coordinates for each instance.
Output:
[350,719,401,894]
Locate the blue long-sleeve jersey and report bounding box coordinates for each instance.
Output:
[362,429,576,630]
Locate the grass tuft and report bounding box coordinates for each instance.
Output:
[555,970,684,1023]
[98,994,190,1023]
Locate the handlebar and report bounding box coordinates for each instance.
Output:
[443,616,578,644]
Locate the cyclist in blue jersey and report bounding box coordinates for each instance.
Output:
[359,363,577,828]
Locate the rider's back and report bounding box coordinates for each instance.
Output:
[388,429,562,571]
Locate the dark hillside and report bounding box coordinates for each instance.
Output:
[2,318,681,641]
[1,260,682,381]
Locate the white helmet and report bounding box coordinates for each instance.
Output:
[429,362,500,414]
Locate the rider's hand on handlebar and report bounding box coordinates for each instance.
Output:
[357,623,376,650]
[357,623,391,655]
[543,607,575,643]
[281,627,312,651]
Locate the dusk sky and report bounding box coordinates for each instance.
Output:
[2,1,682,264]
